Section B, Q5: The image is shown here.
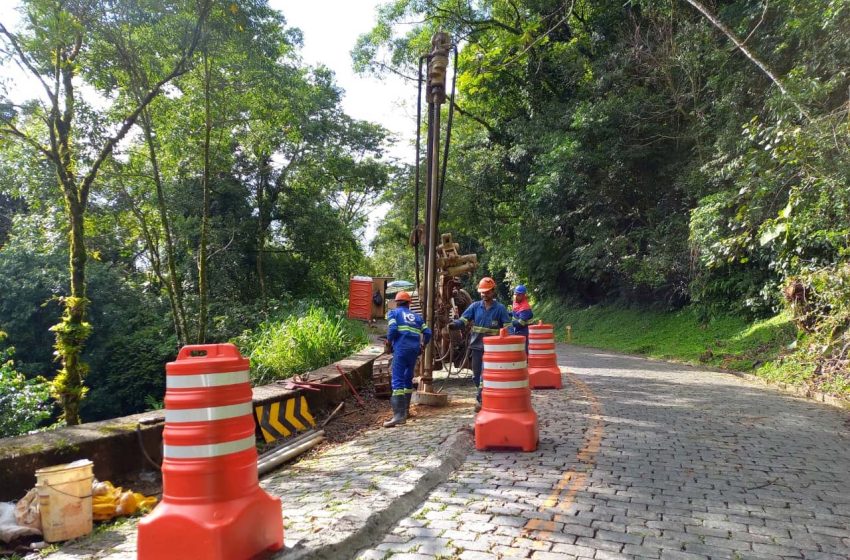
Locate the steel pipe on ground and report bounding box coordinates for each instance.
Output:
[257,431,325,476]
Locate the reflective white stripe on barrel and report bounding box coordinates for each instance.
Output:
[531,338,554,345]
[532,328,553,334]
[482,379,529,389]
[483,360,527,370]
[528,349,556,355]
[166,370,250,389]
[483,343,525,352]
[163,435,256,459]
[165,402,252,423]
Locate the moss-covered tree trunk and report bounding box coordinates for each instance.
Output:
[51,193,91,426]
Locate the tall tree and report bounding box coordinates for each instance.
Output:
[0,0,211,424]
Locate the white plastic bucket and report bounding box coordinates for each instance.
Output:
[35,459,94,542]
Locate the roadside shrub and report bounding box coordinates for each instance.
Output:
[0,334,51,437]
[778,263,850,393]
[233,305,369,386]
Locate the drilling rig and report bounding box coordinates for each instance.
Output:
[412,32,479,407]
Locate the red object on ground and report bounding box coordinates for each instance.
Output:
[137,344,283,560]
[474,329,538,452]
[527,321,563,389]
[347,276,373,320]
[336,364,365,406]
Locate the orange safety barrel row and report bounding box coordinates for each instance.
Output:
[474,329,538,452]
[527,321,562,389]
[137,344,283,560]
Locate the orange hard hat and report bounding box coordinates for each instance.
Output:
[395,291,412,303]
[477,277,496,293]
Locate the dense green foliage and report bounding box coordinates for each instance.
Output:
[0,333,51,438]
[0,1,396,431]
[361,0,850,393]
[233,304,370,386]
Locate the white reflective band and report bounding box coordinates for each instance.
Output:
[483,343,525,352]
[532,328,553,334]
[483,361,527,370]
[164,435,256,459]
[483,379,529,389]
[165,402,252,423]
[528,349,556,355]
[166,370,250,389]
[531,338,554,345]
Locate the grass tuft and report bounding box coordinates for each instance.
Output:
[233,305,369,386]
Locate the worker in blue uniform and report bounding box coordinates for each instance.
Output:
[447,277,511,411]
[510,284,534,352]
[384,291,431,427]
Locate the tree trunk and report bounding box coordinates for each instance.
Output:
[255,154,271,301]
[52,191,90,426]
[197,48,212,343]
[141,108,189,346]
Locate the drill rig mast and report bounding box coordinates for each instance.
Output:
[413,32,478,407]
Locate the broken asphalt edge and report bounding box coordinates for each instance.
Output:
[283,425,474,560]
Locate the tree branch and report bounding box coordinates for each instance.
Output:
[78,0,213,207]
[0,123,56,163]
[0,22,57,105]
[451,99,496,136]
[680,0,809,120]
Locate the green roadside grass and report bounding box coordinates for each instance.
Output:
[535,300,798,373]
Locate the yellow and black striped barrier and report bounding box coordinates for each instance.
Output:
[254,396,316,443]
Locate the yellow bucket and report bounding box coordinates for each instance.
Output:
[35,459,94,542]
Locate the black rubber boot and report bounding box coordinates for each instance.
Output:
[475,387,482,412]
[383,395,406,427]
[403,393,413,420]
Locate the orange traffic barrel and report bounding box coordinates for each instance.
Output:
[528,321,562,389]
[474,328,538,452]
[137,344,283,560]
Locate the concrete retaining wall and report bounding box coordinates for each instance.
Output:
[0,342,384,502]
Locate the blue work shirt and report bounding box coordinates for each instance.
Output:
[386,307,432,351]
[452,299,511,350]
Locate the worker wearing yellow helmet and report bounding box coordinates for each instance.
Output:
[447,277,511,411]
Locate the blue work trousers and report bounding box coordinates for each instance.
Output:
[470,348,484,403]
[391,346,419,395]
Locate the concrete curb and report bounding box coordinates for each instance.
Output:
[281,426,474,560]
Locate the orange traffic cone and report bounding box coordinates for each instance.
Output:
[137,344,283,560]
[474,329,538,452]
[528,321,562,389]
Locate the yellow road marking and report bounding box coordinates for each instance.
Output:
[524,368,604,540]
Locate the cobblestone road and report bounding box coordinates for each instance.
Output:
[35,377,478,560]
[35,345,850,560]
[358,346,850,560]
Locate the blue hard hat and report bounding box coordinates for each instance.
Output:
[514,285,527,295]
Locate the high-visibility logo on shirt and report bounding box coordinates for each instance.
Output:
[404,312,416,323]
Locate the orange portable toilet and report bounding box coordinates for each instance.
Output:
[528,321,563,389]
[474,329,538,452]
[137,344,283,560]
[347,276,373,320]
